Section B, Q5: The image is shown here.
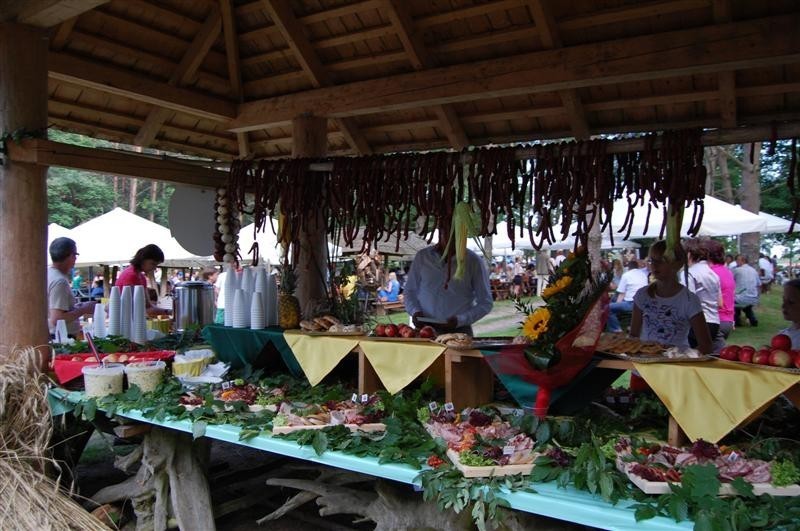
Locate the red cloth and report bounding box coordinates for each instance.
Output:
[116,265,147,289]
[488,293,610,417]
[52,351,175,384]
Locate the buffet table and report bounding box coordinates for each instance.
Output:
[48,388,690,531]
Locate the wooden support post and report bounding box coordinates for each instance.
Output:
[102,265,110,298]
[0,23,49,356]
[292,115,328,318]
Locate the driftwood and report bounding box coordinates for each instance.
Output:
[261,467,583,530]
[91,427,214,531]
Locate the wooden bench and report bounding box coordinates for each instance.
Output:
[373,300,406,315]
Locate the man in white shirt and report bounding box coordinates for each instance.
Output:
[758,253,774,293]
[404,227,493,335]
[734,254,760,326]
[47,237,96,338]
[606,259,649,332]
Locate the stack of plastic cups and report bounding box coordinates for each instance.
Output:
[250,294,265,329]
[107,286,121,336]
[240,267,253,327]
[223,263,237,327]
[131,285,148,344]
[232,289,247,328]
[92,303,107,338]
[254,266,268,326]
[120,285,132,339]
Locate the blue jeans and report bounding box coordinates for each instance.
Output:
[606,300,633,332]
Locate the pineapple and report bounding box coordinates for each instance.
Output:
[278,266,301,329]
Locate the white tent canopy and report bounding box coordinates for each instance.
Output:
[756,210,796,234]
[46,223,73,258]
[68,208,212,267]
[238,223,282,265]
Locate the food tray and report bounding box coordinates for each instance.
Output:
[365,336,434,342]
[446,449,535,478]
[297,331,366,336]
[616,460,800,496]
[272,422,386,435]
[714,357,800,374]
[600,351,714,364]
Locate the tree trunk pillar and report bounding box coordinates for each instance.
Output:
[292,115,328,317]
[0,24,49,355]
[739,142,762,265]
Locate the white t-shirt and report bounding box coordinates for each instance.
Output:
[684,261,720,325]
[47,266,77,335]
[758,257,774,281]
[215,271,227,309]
[633,286,703,348]
[616,268,649,302]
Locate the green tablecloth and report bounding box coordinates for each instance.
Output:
[201,325,303,377]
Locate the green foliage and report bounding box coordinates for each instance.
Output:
[47,167,116,227]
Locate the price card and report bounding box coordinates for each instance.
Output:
[351,393,359,403]
[361,393,369,403]
[503,445,515,456]
[428,401,438,412]
[619,396,630,404]
[221,381,232,390]
[444,402,455,412]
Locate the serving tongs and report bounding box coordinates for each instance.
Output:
[84,331,104,366]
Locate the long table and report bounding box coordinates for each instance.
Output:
[49,388,690,531]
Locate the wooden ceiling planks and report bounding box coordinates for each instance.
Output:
[13,0,794,163]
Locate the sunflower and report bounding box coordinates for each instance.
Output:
[522,307,550,340]
[541,275,573,299]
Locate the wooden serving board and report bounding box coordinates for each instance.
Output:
[364,336,434,342]
[616,460,800,496]
[272,422,386,435]
[601,351,714,363]
[715,357,800,374]
[446,449,535,478]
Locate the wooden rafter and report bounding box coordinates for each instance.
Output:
[382,0,468,149]
[219,0,250,157]
[525,0,589,140]
[134,6,222,147]
[49,52,236,122]
[712,0,736,128]
[0,0,107,26]
[229,13,800,133]
[260,0,371,154]
[49,15,76,50]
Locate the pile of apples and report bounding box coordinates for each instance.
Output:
[718,333,799,369]
[373,323,437,339]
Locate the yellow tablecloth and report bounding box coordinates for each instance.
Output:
[283,332,360,386]
[634,360,800,443]
[359,340,446,394]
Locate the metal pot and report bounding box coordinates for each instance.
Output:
[173,281,215,331]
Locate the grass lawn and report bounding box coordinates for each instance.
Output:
[726,287,788,348]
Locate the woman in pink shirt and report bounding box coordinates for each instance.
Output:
[115,244,169,317]
[706,240,735,350]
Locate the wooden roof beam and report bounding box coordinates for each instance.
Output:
[49,15,76,49]
[49,52,236,122]
[261,0,370,154]
[219,0,250,158]
[713,0,736,128]
[380,0,468,149]
[134,6,222,147]
[229,14,800,132]
[0,0,107,26]
[7,139,228,187]
[525,0,589,140]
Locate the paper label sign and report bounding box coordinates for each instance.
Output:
[444,402,454,412]
[361,394,369,403]
[503,445,515,456]
[351,393,359,403]
[428,401,438,412]
[221,381,232,390]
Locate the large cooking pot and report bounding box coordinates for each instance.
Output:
[173,281,215,331]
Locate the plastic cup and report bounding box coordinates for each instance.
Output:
[82,363,124,398]
[125,361,166,393]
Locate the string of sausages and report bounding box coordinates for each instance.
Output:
[225,129,707,261]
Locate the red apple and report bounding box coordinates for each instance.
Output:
[419,326,437,339]
[400,326,417,338]
[753,349,771,365]
[384,324,398,337]
[771,334,793,351]
[719,345,740,361]
[738,348,753,364]
[769,349,793,368]
[740,346,756,359]
[374,324,386,337]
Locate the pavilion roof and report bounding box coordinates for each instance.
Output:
[4,0,799,162]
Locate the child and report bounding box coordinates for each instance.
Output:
[629,240,712,354]
[779,279,800,348]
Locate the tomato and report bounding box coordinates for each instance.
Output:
[427,455,445,468]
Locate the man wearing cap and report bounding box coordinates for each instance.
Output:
[48,237,96,338]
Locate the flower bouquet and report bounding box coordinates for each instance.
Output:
[483,248,609,417]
